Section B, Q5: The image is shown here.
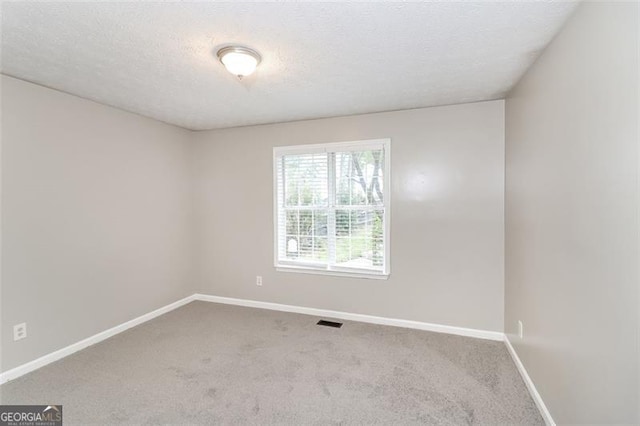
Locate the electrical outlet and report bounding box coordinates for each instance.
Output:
[13,323,27,341]
[256,276,263,286]
[518,320,524,339]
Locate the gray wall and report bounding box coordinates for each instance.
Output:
[1,76,194,372]
[193,100,505,332]
[505,2,639,424]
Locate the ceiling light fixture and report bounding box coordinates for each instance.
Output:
[216,46,261,79]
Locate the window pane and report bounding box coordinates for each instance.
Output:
[335,209,351,237]
[283,209,328,262]
[335,208,384,269]
[286,210,299,236]
[335,150,384,206]
[283,153,328,207]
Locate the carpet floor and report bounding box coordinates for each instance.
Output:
[0,301,543,425]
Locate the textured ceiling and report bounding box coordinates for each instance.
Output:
[1,1,578,131]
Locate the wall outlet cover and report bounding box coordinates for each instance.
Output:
[518,320,523,339]
[13,323,27,341]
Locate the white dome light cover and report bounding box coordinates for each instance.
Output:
[217,46,261,79]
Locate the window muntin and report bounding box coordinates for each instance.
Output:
[274,139,390,278]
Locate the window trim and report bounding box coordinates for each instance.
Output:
[272,138,391,279]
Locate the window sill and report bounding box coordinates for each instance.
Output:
[275,265,389,280]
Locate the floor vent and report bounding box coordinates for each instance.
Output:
[317,320,343,328]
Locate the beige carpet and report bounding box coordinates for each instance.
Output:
[0,301,543,425]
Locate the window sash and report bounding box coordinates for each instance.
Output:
[274,139,390,278]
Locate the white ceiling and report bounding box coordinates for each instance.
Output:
[1,1,577,131]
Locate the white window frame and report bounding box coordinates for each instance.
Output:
[273,138,391,279]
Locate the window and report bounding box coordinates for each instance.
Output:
[273,139,390,278]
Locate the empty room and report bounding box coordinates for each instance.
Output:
[0,1,638,425]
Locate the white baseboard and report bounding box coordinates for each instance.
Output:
[0,294,196,385]
[504,335,555,426]
[193,294,504,341]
